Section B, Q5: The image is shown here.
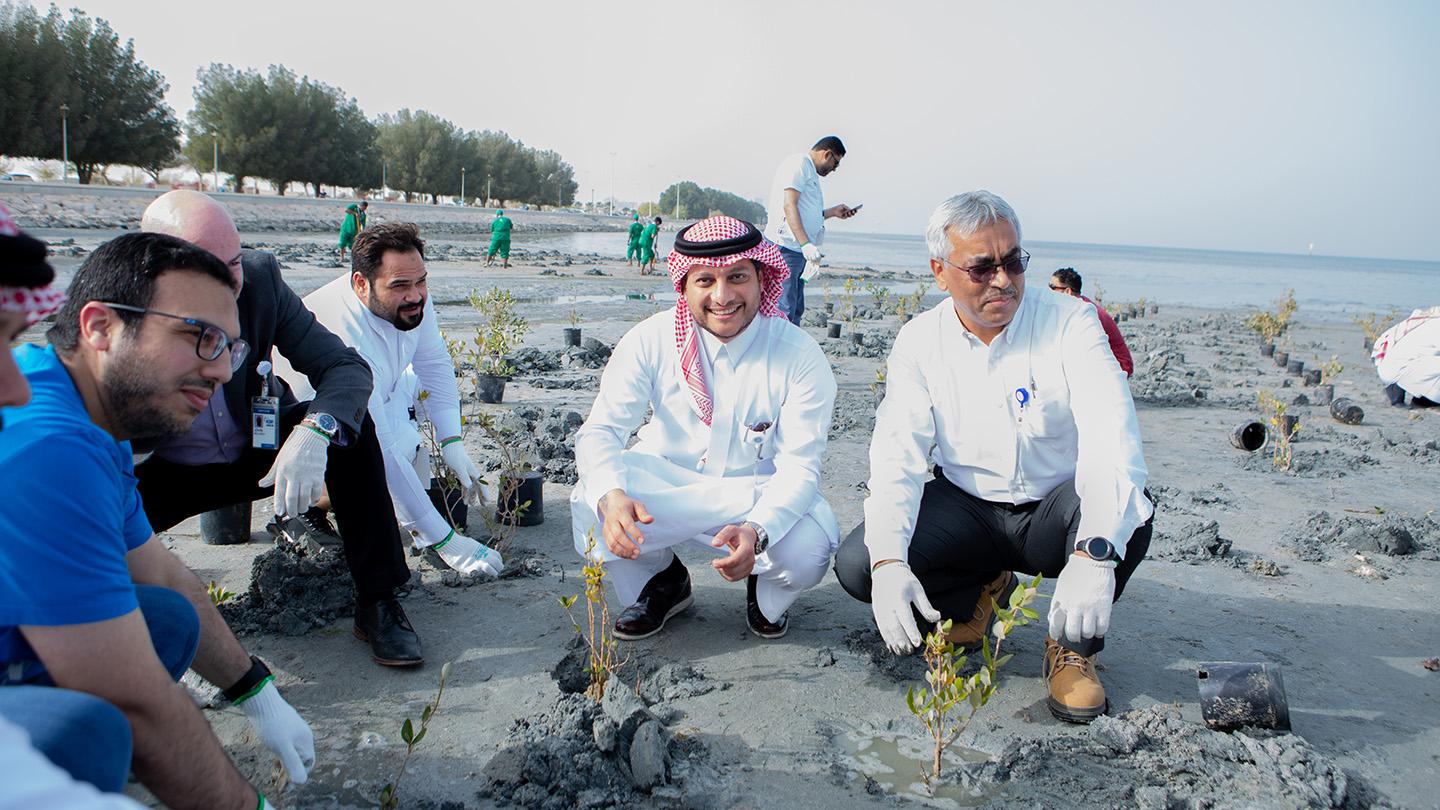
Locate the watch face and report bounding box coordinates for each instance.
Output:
[1082,536,1115,560]
[313,413,338,432]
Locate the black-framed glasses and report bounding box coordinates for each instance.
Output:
[101,302,250,372]
[942,248,1030,284]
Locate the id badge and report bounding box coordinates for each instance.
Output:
[251,396,280,449]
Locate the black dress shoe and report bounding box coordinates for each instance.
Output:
[268,507,343,554]
[746,575,788,639]
[1385,383,1407,406]
[353,597,424,667]
[613,556,693,640]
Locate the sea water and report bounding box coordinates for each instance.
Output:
[529,230,1438,317]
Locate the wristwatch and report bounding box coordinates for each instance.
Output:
[301,411,340,443]
[1074,536,1117,562]
[743,521,770,555]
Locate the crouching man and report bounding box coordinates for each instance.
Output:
[834,192,1154,723]
[572,216,839,640]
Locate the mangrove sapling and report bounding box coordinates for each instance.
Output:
[378,661,452,810]
[1258,391,1299,471]
[1319,356,1343,383]
[471,410,537,550]
[906,574,1042,792]
[1353,308,1401,348]
[865,280,892,315]
[414,390,470,531]
[559,530,628,700]
[468,287,531,379]
[206,580,237,606]
[568,308,582,329]
[841,278,860,333]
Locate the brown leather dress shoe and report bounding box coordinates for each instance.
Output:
[945,571,1018,648]
[1043,636,1108,723]
[612,556,693,640]
[746,575,788,639]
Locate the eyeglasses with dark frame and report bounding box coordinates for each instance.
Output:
[941,248,1031,285]
[101,302,250,372]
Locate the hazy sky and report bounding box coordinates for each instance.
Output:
[59,0,1440,260]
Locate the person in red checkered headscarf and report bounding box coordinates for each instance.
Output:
[571,216,841,641]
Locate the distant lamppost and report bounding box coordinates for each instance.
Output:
[486,175,493,207]
[460,167,466,203]
[608,152,616,216]
[59,103,69,183]
[212,130,220,193]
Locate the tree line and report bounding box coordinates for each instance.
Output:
[655,181,767,225]
[0,3,577,206]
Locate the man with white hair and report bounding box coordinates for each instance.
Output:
[834,191,1154,723]
[572,216,839,640]
[276,222,504,581]
[135,190,424,667]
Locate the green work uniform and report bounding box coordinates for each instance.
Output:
[639,222,659,265]
[487,214,513,259]
[338,204,361,248]
[626,220,644,261]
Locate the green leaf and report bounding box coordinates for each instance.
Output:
[968,689,983,709]
[995,653,1014,669]
[400,718,414,745]
[1021,607,1039,619]
[422,705,433,723]
[412,728,427,745]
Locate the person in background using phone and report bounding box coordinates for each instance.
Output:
[1049,268,1133,376]
[763,135,861,325]
[834,191,1153,725]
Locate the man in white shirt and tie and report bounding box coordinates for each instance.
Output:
[572,216,839,640]
[835,191,1153,723]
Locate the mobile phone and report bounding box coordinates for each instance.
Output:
[850,204,863,214]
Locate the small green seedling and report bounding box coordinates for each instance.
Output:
[559,530,628,700]
[379,661,452,810]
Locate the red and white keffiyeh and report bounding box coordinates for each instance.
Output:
[1372,306,1440,363]
[665,216,789,425]
[0,200,64,326]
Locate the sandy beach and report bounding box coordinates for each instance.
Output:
[7,187,1439,809]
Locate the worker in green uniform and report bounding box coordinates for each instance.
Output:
[337,201,367,262]
[626,214,644,266]
[639,216,661,274]
[485,209,514,267]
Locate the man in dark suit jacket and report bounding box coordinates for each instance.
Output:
[133,190,422,667]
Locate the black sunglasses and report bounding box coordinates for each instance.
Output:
[941,248,1030,284]
[101,302,249,372]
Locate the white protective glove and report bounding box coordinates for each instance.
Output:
[259,426,330,517]
[870,562,941,654]
[801,259,821,282]
[434,532,503,577]
[800,242,823,263]
[440,439,482,491]
[236,680,316,785]
[1047,555,1118,643]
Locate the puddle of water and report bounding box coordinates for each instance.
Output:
[837,729,1000,808]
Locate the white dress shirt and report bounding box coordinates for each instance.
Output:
[274,275,462,545]
[863,289,1152,564]
[575,312,837,545]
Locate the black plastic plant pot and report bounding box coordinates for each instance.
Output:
[497,470,544,527]
[200,502,252,546]
[1278,413,1300,439]
[1272,351,1289,368]
[827,322,842,339]
[1197,662,1291,731]
[475,373,506,404]
[1149,304,1158,315]
[1314,383,1334,405]
[427,485,468,532]
[824,302,835,314]
[1287,359,1305,376]
[563,327,582,347]
[901,313,913,324]
[850,331,865,346]
[1229,420,1268,452]
[1302,369,1321,386]
[1330,397,1364,425]
[1259,342,1275,357]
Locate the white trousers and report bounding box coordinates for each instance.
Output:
[570,450,839,622]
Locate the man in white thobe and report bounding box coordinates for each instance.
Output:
[572,216,838,640]
[1372,306,1440,407]
[834,191,1154,724]
[275,222,502,577]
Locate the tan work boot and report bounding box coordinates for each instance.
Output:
[944,571,1018,648]
[1043,636,1108,723]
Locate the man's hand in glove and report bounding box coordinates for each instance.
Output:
[439,437,482,490]
[870,562,941,654]
[235,680,316,785]
[800,242,823,263]
[259,426,330,517]
[1047,554,1117,643]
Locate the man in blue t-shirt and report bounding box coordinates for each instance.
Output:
[0,232,312,808]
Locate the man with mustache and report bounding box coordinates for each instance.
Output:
[835,191,1153,724]
[0,231,312,807]
[135,190,423,668]
[572,216,839,640]
[275,222,503,578]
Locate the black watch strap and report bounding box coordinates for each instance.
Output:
[222,655,273,704]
